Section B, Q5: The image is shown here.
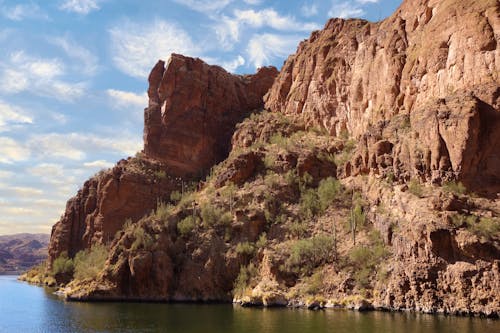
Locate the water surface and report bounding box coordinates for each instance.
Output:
[0,276,498,333]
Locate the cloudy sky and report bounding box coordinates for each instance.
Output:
[0,0,401,235]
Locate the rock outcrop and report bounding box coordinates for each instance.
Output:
[48,57,277,267]
[48,157,178,266]
[264,0,499,192]
[144,54,278,177]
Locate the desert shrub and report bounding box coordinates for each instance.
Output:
[348,203,366,229]
[385,172,395,184]
[269,133,288,147]
[348,233,388,288]
[264,172,281,189]
[467,216,500,239]
[154,170,166,179]
[285,235,334,275]
[200,203,231,227]
[52,252,74,275]
[155,201,173,220]
[256,233,267,248]
[299,188,320,219]
[288,220,308,238]
[442,181,467,196]
[305,270,324,294]
[408,179,424,198]
[73,244,108,280]
[233,263,258,297]
[298,172,314,193]
[318,177,341,212]
[177,215,199,236]
[236,242,256,256]
[263,154,277,169]
[170,191,182,204]
[131,226,154,251]
[285,170,299,187]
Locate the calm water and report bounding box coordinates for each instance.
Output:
[0,276,498,333]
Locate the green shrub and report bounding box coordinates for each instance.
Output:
[131,226,154,251]
[285,235,334,275]
[468,216,499,239]
[288,220,308,238]
[177,215,198,236]
[233,263,258,297]
[442,181,467,196]
[236,242,256,256]
[154,170,166,179]
[155,201,173,220]
[200,203,231,227]
[256,233,267,248]
[348,235,388,288]
[170,191,182,203]
[299,188,320,219]
[73,244,108,280]
[408,179,424,198]
[318,177,341,212]
[52,252,74,275]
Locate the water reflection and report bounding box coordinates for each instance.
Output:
[0,276,497,333]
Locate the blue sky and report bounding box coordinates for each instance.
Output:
[0,0,402,235]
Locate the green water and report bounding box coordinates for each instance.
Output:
[0,276,498,333]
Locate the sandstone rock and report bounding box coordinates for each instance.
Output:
[48,157,177,267]
[144,54,278,177]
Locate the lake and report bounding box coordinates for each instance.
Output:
[0,275,498,333]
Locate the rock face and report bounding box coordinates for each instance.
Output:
[144,54,278,177]
[265,0,499,192]
[48,57,277,266]
[48,158,178,266]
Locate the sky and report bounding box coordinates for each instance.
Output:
[0,0,402,235]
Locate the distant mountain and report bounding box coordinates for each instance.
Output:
[0,234,49,274]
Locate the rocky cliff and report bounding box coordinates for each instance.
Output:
[38,0,499,318]
[264,0,499,193]
[47,57,277,270]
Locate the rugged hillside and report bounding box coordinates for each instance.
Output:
[0,234,49,274]
[47,56,278,268]
[27,0,499,318]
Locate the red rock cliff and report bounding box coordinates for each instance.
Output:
[48,57,277,266]
[265,0,499,192]
[144,54,278,176]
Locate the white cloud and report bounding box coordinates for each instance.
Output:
[357,0,379,3]
[216,8,319,49]
[50,36,99,75]
[109,20,200,78]
[83,160,114,169]
[247,33,301,68]
[220,55,245,72]
[59,0,102,14]
[173,0,232,12]
[0,100,33,132]
[1,3,49,21]
[0,137,30,164]
[243,0,262,4]
[328,2,364,19]
[27,132,142,161]
[0,51,86,102]
[301,3,318,17]
[107,89,148,110]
